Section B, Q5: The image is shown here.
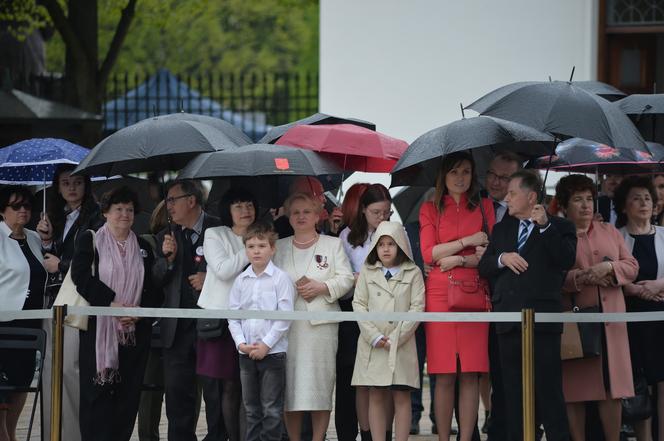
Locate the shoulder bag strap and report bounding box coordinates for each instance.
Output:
[89,229,96,277]
[478,198,489,236]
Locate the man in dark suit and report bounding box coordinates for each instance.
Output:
[153,180,223,441]
[482,151,522,441]
[478,170,576,441]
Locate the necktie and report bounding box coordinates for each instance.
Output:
[183,228,197,245]
[493,200,501,213]
[385,270,392,281]
[517,220,531,254]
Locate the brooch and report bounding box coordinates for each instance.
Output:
[315,254,329,270]
[140,249,148,258]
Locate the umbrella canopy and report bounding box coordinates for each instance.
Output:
[615,94,664,144]
[466,81,647,151]
[390,116,555,187]
[0,89,100,122]
[393,186,433,225]
[556,80,626,102]
[615,94,664,115]
[528,138,660,174]
[73,114,242,176]
[258,113,376,144]
[0,138,90,185]
[160,112,253,146]
[177,143,343,180]
[275,123,408,172]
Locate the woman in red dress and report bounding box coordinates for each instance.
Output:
[419,151,495,441]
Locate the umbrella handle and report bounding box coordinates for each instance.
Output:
[539,139,559,204]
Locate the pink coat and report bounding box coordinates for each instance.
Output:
[562,221,638,402]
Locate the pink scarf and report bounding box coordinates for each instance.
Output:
[94,223,145,384]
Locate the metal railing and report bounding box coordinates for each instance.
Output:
[6,306,664,441]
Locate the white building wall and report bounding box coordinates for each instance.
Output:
[320,0,598,143]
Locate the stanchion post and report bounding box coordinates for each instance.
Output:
[522,308,535,441]
[50,305,65,441]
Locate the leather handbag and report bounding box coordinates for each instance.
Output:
[53,230,96,331]
[560,293,601,360]
[622,371,652,422]
[196,318,229,340]
[438,198,491,312]
[447,272,491,312]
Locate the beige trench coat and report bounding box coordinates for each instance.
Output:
[351,221,425,388]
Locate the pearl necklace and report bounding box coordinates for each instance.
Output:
[293,234,318,246]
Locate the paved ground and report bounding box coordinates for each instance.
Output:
[17,377,487,440]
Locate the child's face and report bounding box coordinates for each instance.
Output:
[377,235,398,268]
[245,236,275,268]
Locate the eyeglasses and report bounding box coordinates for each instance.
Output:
[367,209,393,219]
[165,194,192,205]
[8,202,31,211]
[486,171,511,184]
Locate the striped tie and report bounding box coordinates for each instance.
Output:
[517,220,531,254]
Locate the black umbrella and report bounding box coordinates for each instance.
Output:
[177,143,342,180]
[73,114,242,176]
[258,113,376,144]
[390,116,555,187]
[393,186,433,225]
[614,94,664,144]
[554,80,626,102]
[466,80,647,151]
[528,138,661,175]
[160,112,253,146]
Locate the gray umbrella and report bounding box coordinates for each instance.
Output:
[177,143,342,179]
[73,114,242,176]
[390,116,555,187]
[614,94,664,144]
[258,113,375,144]
[554,80,626,102]
[466,81,647,151]
[160,112,253,146]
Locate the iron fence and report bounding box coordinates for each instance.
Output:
[14,70,320,142]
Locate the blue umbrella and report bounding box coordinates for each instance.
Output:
[0,138,90,185]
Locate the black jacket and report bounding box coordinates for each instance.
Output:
[152,213,221,349]
[71,229,158,309]
[478,215,577,334]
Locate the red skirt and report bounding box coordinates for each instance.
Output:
[425,269,489,374]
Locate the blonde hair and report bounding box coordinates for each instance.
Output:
[284,192,322,216]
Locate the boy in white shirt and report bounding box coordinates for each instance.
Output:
[228,222,294,441]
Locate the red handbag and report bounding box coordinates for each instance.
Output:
[447,272,491,312]
[434,198,492,312]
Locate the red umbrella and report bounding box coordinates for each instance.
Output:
[275,123,408,172]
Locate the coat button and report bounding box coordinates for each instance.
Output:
[377,293,381,296]
[389,321,393,324]
[593,250,599,255]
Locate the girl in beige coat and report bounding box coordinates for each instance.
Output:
[351,221,425,441]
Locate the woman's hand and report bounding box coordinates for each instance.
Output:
[437,256,461,272]
[110,301,138,327]
[463,231,488,248]
[43,253,61,273]
[584,262,613,285]
[475,245,487,260]
[623,283,643,297]
[635,280,663,301]
[37,214,53,242]
[297,279,328,302]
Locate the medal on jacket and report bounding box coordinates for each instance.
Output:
[315,254,328,270]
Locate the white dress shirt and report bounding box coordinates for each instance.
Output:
[62,207,80,240]
[228,260,295,354]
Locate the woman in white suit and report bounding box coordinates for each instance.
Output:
[273,192,355,441]
[0,186,46,441]
[198,188,258,441]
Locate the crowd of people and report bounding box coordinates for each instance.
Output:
[2,152,664,441]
